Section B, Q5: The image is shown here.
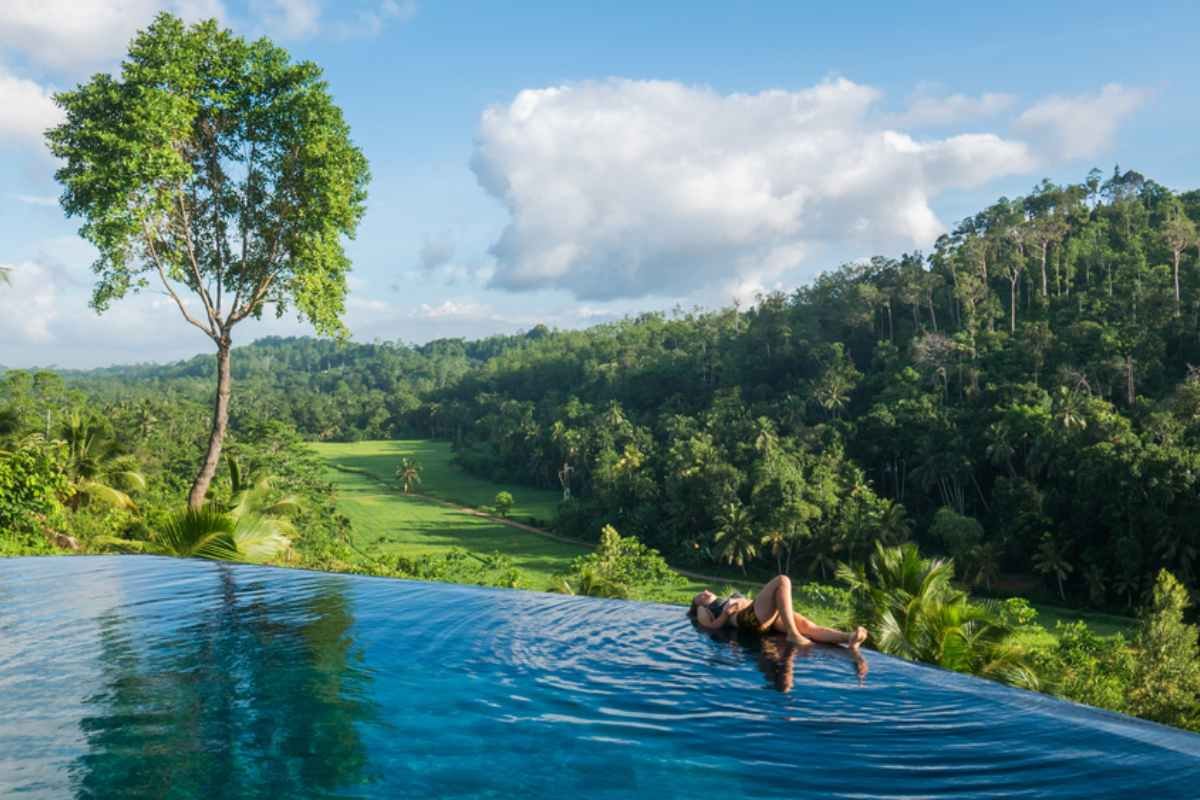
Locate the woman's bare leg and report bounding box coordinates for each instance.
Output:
[774,613,868,647]
[752,576,810,645]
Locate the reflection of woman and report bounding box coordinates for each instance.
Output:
[758,637,869,689]
[688,575,868,661]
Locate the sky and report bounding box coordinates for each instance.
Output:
[1,0,1197,368]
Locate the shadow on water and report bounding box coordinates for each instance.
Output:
[69,568,379,800]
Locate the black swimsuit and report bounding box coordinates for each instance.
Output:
[707,591,744,618]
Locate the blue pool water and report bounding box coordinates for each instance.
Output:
[1,557,1198,798]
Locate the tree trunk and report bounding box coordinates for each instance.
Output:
[1125,354,1135,407]
[188,340,232,510]
[1010,277,1018,333]
[1174,249,1182,311]
[1040,243,1048,298]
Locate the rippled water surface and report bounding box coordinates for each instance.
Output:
[2,557,1199,798]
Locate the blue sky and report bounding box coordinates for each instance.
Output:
[1,0,1197,368]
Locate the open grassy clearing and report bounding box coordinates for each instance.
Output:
[311,439,561,521]
[312,440,848,620]
[312,439,1135,638]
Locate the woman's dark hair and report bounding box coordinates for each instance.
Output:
[687,599,700,619]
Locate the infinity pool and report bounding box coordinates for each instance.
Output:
[1,556,1198,798]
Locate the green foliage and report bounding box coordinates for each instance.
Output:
[558,525,684,600]
[0,437,69,543]
[46,12,370,506]
[838,543,1039,690]
[47,14,369,337]
[929,507,983,562]
[391,548,525,590]
[395,458,422,494]
[493,490,514,518]
[1035,621,1134,714]
[1129,570,1200,729]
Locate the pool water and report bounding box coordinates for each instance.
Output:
[1,557,1198,798]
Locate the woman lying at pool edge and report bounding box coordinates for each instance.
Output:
[688,574,868,649]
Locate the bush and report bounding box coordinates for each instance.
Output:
[929,506,983,562]
[1034,621,1133,713]
[557,525,684,600]
[493,491,514,518]
[0,438,69,553]
[1129,570,1200,730]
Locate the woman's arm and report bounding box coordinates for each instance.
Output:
[695,606,728,630]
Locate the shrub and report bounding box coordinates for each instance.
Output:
[493,491,514,518]
[1129,570,1200,730]
[557,525,684,600]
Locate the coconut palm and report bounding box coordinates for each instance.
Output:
[874,500,911,545]
[58,410,146,510]
[395,458,422,494]
[837,542,1039,690]
[760,529,787,574]
[1033,534,1073,601]
[105,506,292,563]
[714,502,758,574]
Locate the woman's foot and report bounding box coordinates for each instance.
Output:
[787,633,813,646]
[848,626,868,648]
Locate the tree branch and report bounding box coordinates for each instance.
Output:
[175,186,220,329]
[144,220,217,340]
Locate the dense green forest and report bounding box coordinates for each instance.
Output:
[17,166,1200,613]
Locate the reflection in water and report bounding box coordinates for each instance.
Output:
[70,569,377,799]
[702,626,868,692]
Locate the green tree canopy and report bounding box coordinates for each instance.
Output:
[47,13,369,509]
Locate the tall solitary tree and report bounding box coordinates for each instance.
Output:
[47,14,370,509]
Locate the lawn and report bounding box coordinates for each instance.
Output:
[311,439,561,521]
[310,440,840,616]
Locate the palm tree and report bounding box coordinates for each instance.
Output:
[760,529,787,574]
[968,540,1003,591]
[106,506,292,563]
[58,410,146,511]
[1082,562,1108,606]
[874,500,911,545]
[1033,535,1073,601]
[395,458,422,494]
[714,502,758,574]
[838,542,1038,689]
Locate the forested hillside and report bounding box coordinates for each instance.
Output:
[36,166,1200,611]
[420,167,1200,609]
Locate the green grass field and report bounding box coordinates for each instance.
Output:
[310,440,838,615]
[311,439,561,521]
[310,439,1134,637]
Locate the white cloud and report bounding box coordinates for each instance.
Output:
[416,299,490,320]
[0,261,59,343]
[0,0,226,72]
[250,0,320,39]
[0,0,410,74]
[888,88,1016,127]
[472,77,1036,301]
[1015,83,1150,160]
[0,68,64,149]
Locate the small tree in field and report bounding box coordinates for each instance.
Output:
[493,491,514,518]
[395,458,422,494]
[47,14,370,510]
